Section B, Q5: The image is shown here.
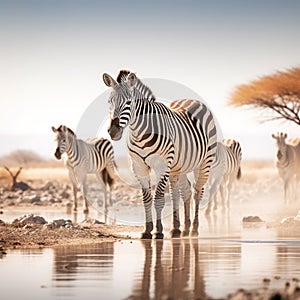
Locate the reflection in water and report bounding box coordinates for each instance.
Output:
[126,239,240,300]
[52,242,114,299]
[2,239,300,300]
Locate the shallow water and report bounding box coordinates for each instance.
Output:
[1,236,300,300]
[1,192,300,299]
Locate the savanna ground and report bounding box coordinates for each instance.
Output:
[1,159,300,299]
[1,158,300,248]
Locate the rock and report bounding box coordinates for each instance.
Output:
[81,218,104,225]
[22,224,32,230]
[22,195,41,204]
[53,219,67,227]
[60,191,70,199]
[12,214,47,226]
[242,216,264,223]
[46,219,74,229]
[16,181,32,191]
[280,211,300,226]
[41,182,56,191]
[0,247,7,258]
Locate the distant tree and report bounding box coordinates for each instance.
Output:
[229,67,300,125]
[0,150,44,167]
[3,166,31,191]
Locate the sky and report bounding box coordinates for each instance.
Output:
[1,0,300,159]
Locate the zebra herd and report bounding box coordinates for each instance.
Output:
[52,70,297,239]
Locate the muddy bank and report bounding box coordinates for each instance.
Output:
[0,214,143,250]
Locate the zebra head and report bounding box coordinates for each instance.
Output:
[272,132,288,160]
[103,70,135,141]
[52,125,76,160]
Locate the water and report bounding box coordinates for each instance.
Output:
[1,237,300,300]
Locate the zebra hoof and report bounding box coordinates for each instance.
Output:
[190,230,199,237]
[181,230,190,237]
[171,229,181,238]
[83,208,89,214]
[141,232,152,239]
[205,210,211,217]
[155,233,164,239]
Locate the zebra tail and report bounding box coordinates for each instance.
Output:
[101,168,115,189]
[237,167,242,180]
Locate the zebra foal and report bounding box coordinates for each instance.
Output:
[102,70,217,239]
[272,132,300,203]
[52,125,116,217]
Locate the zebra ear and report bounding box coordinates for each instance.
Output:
[271,134,276,139]
[103,73,117,87]
[51,126,58,133]
[126,73,137,88]
[283,133,287,139]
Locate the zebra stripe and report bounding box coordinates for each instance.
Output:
[103,71,217,238]
[272,132,300,203]
[205,139,242,214]
[52,125,116,220]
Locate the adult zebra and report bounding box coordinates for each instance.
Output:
[272,132,300,203]
[205,139,242,214]
[102,70,217,239]
[52,125,116,218]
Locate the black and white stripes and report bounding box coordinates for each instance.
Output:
[52,125,116,218]
[103,71,217,239]
[205,139,242,214]
[272,132,300,203]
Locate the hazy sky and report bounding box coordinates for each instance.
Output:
[1,0,300,159]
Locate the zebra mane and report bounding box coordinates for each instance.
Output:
[57,125,76,137]
[116,70,131,83]
[134,77,156,102]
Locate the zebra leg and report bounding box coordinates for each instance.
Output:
[226,182,232,212]
[219,180,227,213]
[68,169,78,212]
[96,173,108,223]
[284,179,289,205]
[153,171,170,239]
[105,163,116,206]
[179,175,191,237]
[169,175,181,238]
[205,180,218,216]
[80,176,89,214]
[72,184,78,212]
[131,157,153,239]
[191,166,209,237]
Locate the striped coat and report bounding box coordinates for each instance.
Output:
[103,70,217,238]
[52,125,116,219]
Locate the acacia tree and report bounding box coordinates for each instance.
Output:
[229,67,300,125]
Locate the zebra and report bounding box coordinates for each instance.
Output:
[102,70,217,239]
[205,139,242,215]
[272,132,300,203]
[52,125,116,218]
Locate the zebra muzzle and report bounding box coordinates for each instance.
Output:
[277,150,282,160]
[108,118,123,141]
[55,148,62,160]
